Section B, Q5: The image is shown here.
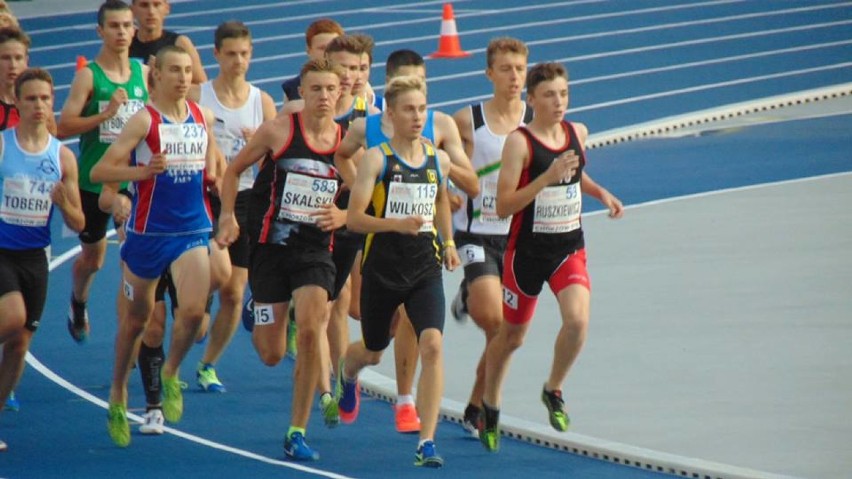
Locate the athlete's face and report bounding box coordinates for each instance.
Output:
[98,10,135,52]
[487,52,527,99]
[388,89,427,140]
[300,71,341,116]
[528,77,568,123]
[131,0,169,32]
[388,65,426,83]
[306,33,339,61]
[214,37,252,77]
[353,52,371,95]
[15,79,53,124]
[327,50,360,96]
[155,51,192,99]
[0,40,28,90]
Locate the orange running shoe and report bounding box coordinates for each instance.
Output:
[394,403,421,433]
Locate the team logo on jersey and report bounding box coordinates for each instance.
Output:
[134,86,144,97]
[38,159,58,176]
[391,163,401,172]
[392,174,403,183]
[426,169,437,184]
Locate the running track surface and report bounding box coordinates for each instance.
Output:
[2,1,850,478]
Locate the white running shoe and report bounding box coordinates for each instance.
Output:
[139,408,165,435]
[450,281,469,323]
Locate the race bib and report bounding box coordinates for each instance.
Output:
[532,183,582,234]
[212,123,246,163]
[99,99,145,143]
[385,181,437,233]
[0,177,54,226]
[277,173,337,224]
[159,123,207,173]
[254,303,274,327]
[458,244,486,267]
[477,178,509,226]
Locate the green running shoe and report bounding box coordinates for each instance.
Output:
[196,362,226,393]
[319,392,339,428]
[541,386,570,432]
[107,402,130,447]
[479,426,499,452]
[161,374,184,423]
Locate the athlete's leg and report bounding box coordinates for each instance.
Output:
[200,265,247,366]
[109,270,158,406]
[328,278,351,379]
[347,251,363,320]
[415,328,443,442]
[547,284,590,391]
[393,307,419,396]
[71,239,107,305]
[289,285,330,429]
[465,275,503,407]
[0,293,28,405]
[162,246,210,379]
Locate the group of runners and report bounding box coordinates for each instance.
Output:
[0,0,624,467]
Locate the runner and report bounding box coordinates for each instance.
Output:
[91,45,218,447]
[0,68,85,451]
[450,37,533,435]
[57,0,148,344]
[216,59,344,461]
[337,75,459,467]
[478,62,624,452]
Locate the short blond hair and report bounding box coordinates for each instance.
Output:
[384,75,426,108]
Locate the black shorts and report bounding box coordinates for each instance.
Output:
[249,243,335,304]
[154,269,177,306]
[0,248,49,332]
[78,189,113,244]
[210,191,251,269]
[360,273,445,352]
[331,230,363,300]
[455,231,507,283]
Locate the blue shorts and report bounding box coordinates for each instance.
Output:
[121,232,209,279]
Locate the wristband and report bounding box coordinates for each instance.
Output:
[443,240,456,249]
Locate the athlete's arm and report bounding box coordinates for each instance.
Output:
[451,106,474,158]
[52,145,85,232]
[260,91,277,121]
[200,106,226,193]
[435,111,479,198]
[495,130,579,218]
[334,116,367,188]
[216,116,289,247]
[435,150,460,271]
[581,172,623,219]
[57,68,124,139]
[90,109,161,183]
[347,147,423,235]
[276,98,304,118]
[176,34,208,84]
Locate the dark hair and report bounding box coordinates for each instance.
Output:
[214,20,251,50]
[350,33,375,63]
[324,35,362,57]
[0,26,29,50]
[385,49,424,79]
[15,67,53,99]
[97,0,131,27]
[526,62,568,95]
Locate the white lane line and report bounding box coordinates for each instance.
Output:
[23,240,356,479]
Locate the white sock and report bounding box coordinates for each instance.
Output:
[397,394,415,406]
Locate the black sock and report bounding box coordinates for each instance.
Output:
[481,401,500,429]
[464,403,481,422]
[138,342,164,406]
[70,295,86,323]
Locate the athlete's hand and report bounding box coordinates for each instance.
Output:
[443,245,460,271]
[112,194,132,224]
[601,190,624,219]
[241,127,257,143]
[396,216,424,235]
[545,150,580,184]
[145,153,167,177]
[315,203,346,232]
[216,213,239,248]
[105,87,129,118]
[50,181,70,208]
[448,192,463,212]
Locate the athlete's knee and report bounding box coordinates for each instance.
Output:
[502,326,526,352]
[217,281,244,309]
[560,302,589,333]
[2,330,32,358]
[417,330,443,363]
[362,348,383,366]
[78,243,106,271]
[257,347,284,367]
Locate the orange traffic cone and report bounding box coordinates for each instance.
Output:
[76,55,88,71]
[429,3,470,59]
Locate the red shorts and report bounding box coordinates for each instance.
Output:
[502,248,590,325]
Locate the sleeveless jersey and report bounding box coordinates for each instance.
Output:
[507,121,586,259]
[361,142,443,289]
[0,100,19,131]
[127,101,212,236]
[248,113,341,249]
[130,30,179,64]
[199,81,264,191]
[0,129,62,249]
[453,102,533,235]
[365,109,435,148]
[78,60,148,193]
[334,95,368,129]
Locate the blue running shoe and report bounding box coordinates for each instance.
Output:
[415,440,444,468]
[4,391,20,412]
[284,432,319,461]
[241,292,254,332]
